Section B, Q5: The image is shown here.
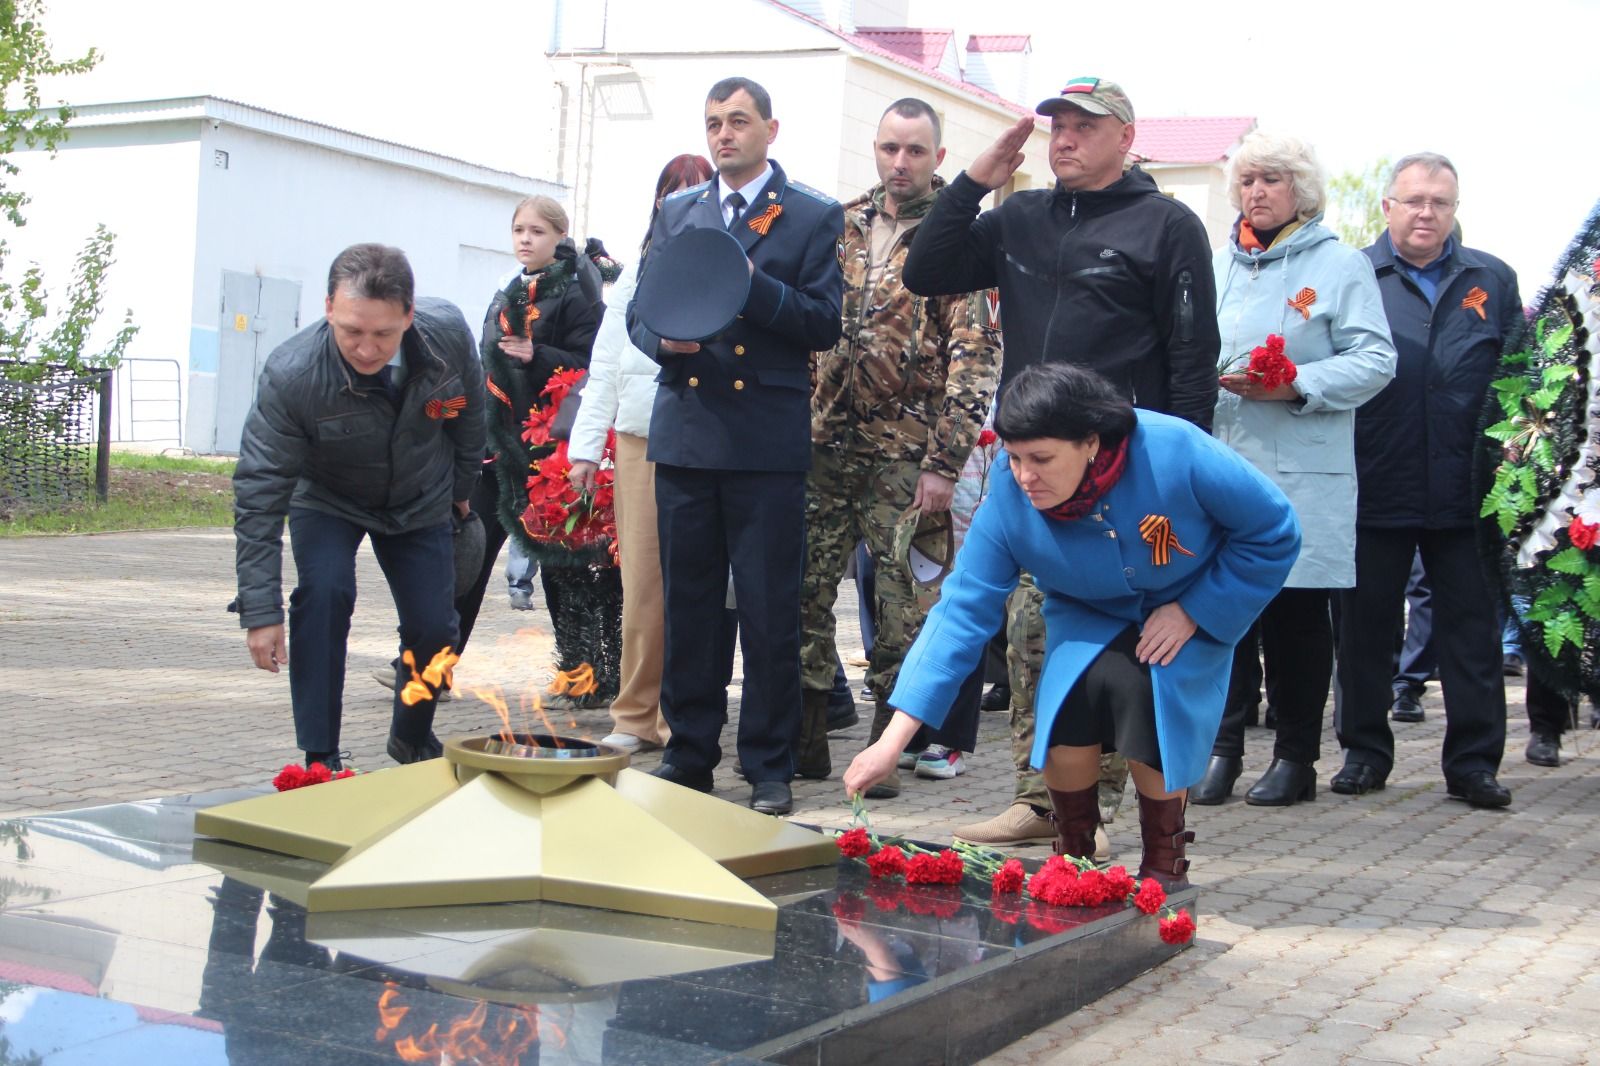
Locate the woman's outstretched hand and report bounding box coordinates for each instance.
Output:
[843,739,901,798]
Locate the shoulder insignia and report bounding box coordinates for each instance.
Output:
[666,180,711,202]
[786,180,839,207]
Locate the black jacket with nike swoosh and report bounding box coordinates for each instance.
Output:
[903,165,1219,430]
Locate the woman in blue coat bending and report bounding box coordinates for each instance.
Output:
[844,364,1300,887]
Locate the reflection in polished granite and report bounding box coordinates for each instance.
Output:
[0,790,1193,1064]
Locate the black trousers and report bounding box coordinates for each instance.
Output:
[1334,526,1506,780]
[1214,587,1333,765]
[655,463,806,784]
[454,464,506,658]
[1526,671,1576,736]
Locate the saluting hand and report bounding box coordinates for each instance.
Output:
[967,116,1036,191]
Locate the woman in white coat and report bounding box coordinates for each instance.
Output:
[568,154,714,752]
[1192,132,1397,807]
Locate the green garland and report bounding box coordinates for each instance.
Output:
[1476,201,1600,698]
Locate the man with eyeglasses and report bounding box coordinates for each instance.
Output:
[1332,152,1521,809]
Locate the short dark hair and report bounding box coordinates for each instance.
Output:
[993,363,1136,449]
[707,76,772,120]
[327,243,414,311]
[882,97,942,147]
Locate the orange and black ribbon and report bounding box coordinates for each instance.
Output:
[1139,514,1195,566]
[1461,286,1488,320]
[486,374,512,408]
[747,203,783,235]
[1287,287,1317,320]
[425,395,468,420]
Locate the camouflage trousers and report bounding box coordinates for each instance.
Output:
[1006,574,1129,820]
[800,449,930,699]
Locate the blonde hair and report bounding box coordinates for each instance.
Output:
[512,195,568,234]
[1227,132,1326,220]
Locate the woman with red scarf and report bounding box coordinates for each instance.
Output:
[843,364,1300,887]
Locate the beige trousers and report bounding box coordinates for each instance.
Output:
[608,432,669,744]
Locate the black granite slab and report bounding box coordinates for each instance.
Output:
[0,792,1193,1064]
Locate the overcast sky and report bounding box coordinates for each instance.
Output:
[34,0,1600,294]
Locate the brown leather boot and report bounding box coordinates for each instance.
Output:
[864,698,901,799]
[1136,792,1194,890]
[795,689,832,780]
[1045,785,1100,860]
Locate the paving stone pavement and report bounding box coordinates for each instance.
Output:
[4,527,1599,1064]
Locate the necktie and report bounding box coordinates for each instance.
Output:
[726,191,746,230]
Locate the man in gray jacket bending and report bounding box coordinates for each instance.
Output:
[232,244,484,768]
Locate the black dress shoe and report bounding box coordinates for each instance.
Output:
[1189,755,1243,805]
[1330,762,1387,795]
[750,780,793,815]
[980,683,1011,713]
[826,700,860,732]
[1502,652,1525,677]
[386,733,443,765]
[1526,732,1561,767]
[649,762,714,793]
[1245,758,1316,806]
[1390,689,1424,723]
[1447,770,1512,808]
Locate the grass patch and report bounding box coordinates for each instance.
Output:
[2,451,236,535]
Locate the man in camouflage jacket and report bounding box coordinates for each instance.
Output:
[796,98,1000,789]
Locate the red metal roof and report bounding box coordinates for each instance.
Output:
[967,34,1030,53]
[1131,116,1257,164]
[853,27,954,70]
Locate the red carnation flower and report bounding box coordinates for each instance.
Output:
[831,894,866,924]
[1247,333,1298,390]
[866,845,909,879]
[866,881,904,911]
[333,769,355,780]
[1133,878,1166,915]
[1570,517,1599,551]
[272,764,309,791]
[976,428,998,448]
[992,858,1026,895]
[1103,865,1136,900]
[836,827,872,858]
[1158,908,1197,945]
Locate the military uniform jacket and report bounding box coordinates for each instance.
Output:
[811,180,1001,481]
[629,160,845,472]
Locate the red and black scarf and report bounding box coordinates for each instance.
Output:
[1043,437,1129,522]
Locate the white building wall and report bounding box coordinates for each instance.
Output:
[5,129,201,444]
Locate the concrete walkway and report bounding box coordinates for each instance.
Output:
[4,527,1597,1064]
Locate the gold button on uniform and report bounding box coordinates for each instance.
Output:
[688,376,700,387]
[734,345,746,356]
[733,379,745,391]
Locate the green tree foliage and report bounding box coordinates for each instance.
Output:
[0,0,134,378]
[1325,156,1390,248]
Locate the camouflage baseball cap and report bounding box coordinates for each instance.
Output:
[893,505,954,592]
[1036,77,1134,124]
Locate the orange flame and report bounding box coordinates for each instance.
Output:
[399,646,460,707]
[375,982,408,1041]
[548,663,597,698]
[380,984,545,1065]
[471,684,519,744]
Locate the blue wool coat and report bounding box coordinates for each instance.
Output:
[888,412,1301,791]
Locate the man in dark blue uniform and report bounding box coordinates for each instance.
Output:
[629,76,844,814]
[1333,153,1520,808]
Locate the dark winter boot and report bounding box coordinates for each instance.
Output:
[864,699,901,799]
[795,689,832,780]
[1136,792,1194,891]
[1045,784,1101,861]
